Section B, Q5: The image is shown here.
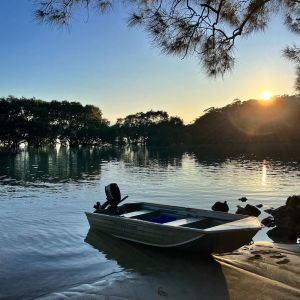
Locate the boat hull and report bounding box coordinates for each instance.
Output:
[85,207,260,253]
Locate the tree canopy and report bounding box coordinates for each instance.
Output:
[114,110,184,145]
[34,0,300,91]
[0,96,111,148]
[0,97,184,148]
[188,94,300,144]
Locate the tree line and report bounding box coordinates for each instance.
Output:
[0,96,111,148]
[187,94,300,144]
[0,96,185,148]
[1,95,300,149]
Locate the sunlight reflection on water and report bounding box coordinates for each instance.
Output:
[262,159,267,186]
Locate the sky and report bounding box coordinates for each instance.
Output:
[0,1,298,124]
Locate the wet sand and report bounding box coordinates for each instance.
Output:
[39,233,300,300]
[215,242,300,300]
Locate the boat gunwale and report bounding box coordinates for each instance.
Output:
[85,202,262,234]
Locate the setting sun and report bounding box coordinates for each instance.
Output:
[260,90,272,101]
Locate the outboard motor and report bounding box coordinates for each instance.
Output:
[99,183,128,213]
[105,183,121,207]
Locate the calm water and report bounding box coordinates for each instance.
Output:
[0,145,299,299]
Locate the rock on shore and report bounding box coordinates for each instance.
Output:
[266,195,300,242]
[235,204,261,217]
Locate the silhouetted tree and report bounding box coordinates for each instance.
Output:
[2,95,300,149]
[116,110,184,145]
[284,46,300,91]
[189,95,300,144]
[0,97,110,148]
[35,0,300,91]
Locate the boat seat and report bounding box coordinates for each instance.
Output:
[165,217,202,227]
[120,210,153,218]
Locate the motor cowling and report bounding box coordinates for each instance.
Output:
[105,183,121,206]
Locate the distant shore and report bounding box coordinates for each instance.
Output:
[1,94,300,149]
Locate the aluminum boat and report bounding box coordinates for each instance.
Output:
[86,200,261,253]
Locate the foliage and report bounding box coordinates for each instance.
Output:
[0,96,110,148]
[2,95,300,149]
[284,46,300,91]
[0,97,183,148]
[34,0,300,91]
[188,94,300,144]
[114,110,184,145]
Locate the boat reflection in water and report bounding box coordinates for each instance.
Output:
[85,229,230,300]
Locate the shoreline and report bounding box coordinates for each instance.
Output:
[214,242,300,299]
[38,242,300,300]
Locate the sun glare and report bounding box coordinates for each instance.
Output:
[260,90,272,101]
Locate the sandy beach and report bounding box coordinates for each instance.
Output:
[215,242,300,300]
[38,236,300,300]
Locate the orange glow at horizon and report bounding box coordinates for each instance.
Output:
[260,90,272,101]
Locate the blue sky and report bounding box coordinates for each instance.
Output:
[0,1,298,123]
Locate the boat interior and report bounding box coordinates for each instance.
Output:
[116,203,233,230]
